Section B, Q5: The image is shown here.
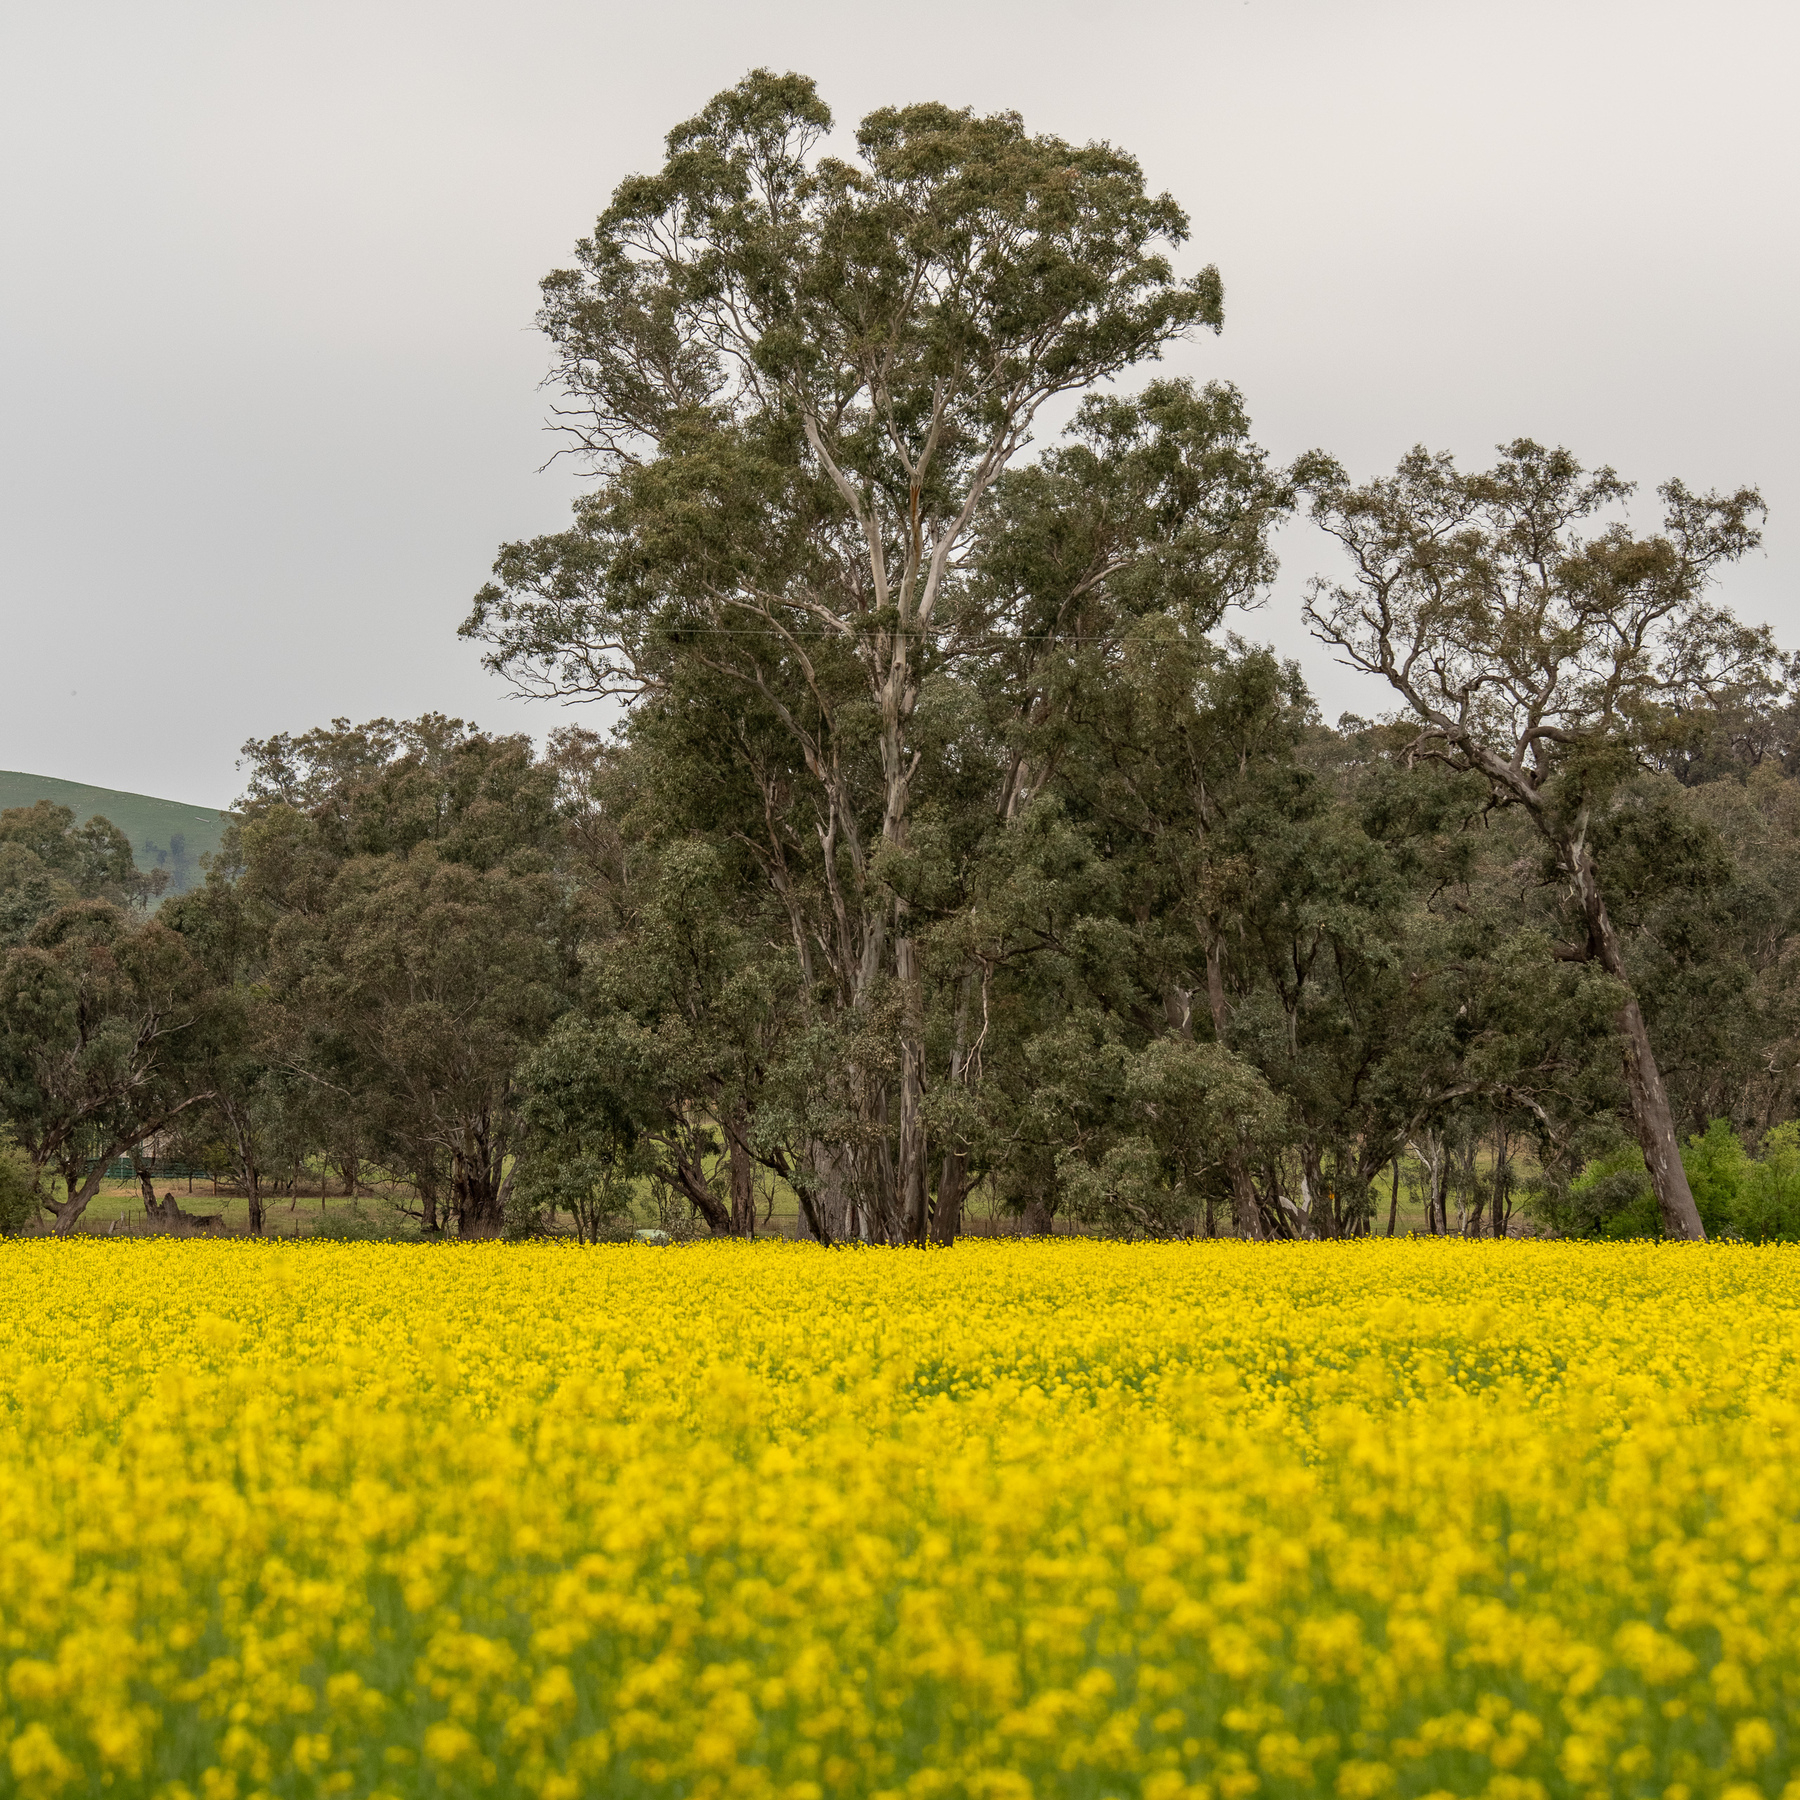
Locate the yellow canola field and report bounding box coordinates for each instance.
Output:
[2,1241,1798,1800]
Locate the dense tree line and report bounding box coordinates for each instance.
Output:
[2,71,1793,1242]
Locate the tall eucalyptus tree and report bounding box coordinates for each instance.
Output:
[1304,441,1765,1239]
[464,69,1229,1240]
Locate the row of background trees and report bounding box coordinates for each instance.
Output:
[5,646,1798,1245]
[3,70,1795,1243]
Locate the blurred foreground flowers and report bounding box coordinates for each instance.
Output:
[2,1240,1798,1799]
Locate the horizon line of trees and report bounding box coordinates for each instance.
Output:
[3,68,1795,1245]
[6,661,1800,1246]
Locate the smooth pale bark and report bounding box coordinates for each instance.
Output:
[1572,852,1706,1239]
[1407,1130,1446,1237]
[926,969,978,1246]
[876,668,930,1247]
[896,934,930,1247]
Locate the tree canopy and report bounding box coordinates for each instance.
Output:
[0,72,1791,1247]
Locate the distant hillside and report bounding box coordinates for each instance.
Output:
[0,771,234,896]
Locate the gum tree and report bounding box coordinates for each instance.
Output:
[0,902,219,1233]
[1304,441,1765,1239]
[464,69,1222,1241]
[231,717,580,1235]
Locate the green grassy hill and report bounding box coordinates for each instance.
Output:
[0,771,233,895]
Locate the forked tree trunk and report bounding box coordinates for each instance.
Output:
[669,1136,733,1235]
[50,1099,211,1234]
[1410,1131,1446,1236]
[1299,1145,1330,1240]
[453,1134,508,1237]
[49,1155,112,1233]
[877,640,930,1246]
[1455,1135,1481,1237]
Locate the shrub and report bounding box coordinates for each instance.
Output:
[1555,1118,1800,1241]
[505,1151,640,1243]
[1680,1116,1748,1237]
[306,1205,421,1244]
[0,1129,37,1235]
[1558,1141,1659,1238]
[1735,1121,1800,1241]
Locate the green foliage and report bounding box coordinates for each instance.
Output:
[0,772,231,899]
[1680,1119,1800,1241]
[513,1016,646,1242]
[1052,1037,1285,1238]
[7,79,1796,1249]
[305,1205,427,1244]
[0,801,147,943]
[1678,1117,1748,1237]
[507,1152,639,1243]
[0,1128,37,1235]
[1547,1119,1800,1241]
[217,715,583,1236]
[0,901,224,1231]
[1711,1120,1800,1241]
[1563,1143,1660,1239]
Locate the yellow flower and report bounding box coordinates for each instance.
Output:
[0,1238,1797,1796]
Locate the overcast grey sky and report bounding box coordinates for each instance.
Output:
[2,0,1793,809]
